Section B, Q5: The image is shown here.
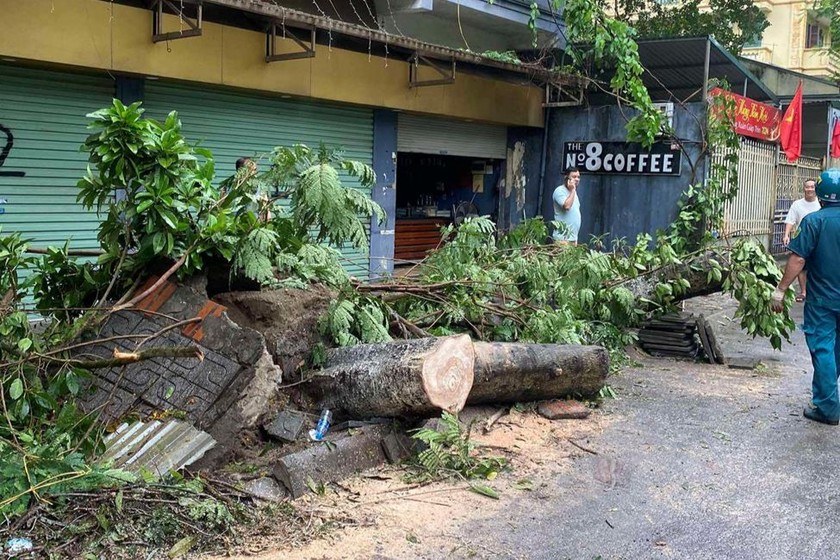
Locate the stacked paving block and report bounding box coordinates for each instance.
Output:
[638,313,723,363]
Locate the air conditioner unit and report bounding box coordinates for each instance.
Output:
[652,102,675,132]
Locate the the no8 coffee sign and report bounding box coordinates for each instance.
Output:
[563,141,682,176]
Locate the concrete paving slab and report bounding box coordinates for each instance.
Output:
[264,410,317,443]
[273,424,390,498]
[79,276,277,443]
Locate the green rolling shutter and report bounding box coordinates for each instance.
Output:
[0,65,115,249]
[143,82,375,279]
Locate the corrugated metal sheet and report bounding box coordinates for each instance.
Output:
[142,82,374,279]
[0,65,114,249]
[584,37,777,105]
[397,113,508,159]
[101,420,216,479]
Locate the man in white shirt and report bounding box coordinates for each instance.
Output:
[783,178,821,302]
[552,168,581,244]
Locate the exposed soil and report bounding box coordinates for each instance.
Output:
[214,286,334,381]
[200,286,335,470]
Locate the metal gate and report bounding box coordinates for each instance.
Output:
[719,137,777,242]
[770,154,822,255]
[397,114,508,159]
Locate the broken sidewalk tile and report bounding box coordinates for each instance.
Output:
[638,313,702,359]
[80,276,285,472]
[696,315,725,364]
[272,424,390,499]
[264,410,317,443]
[244,477,287,502]
[381,431,414,464]
[79,276,269,430]
[537,399,591,420]
[100,419,216,479]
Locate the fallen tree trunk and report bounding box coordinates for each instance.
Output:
[469,342,609,404]
[305,334,475,418]
[303,337,609,418]
[619,250,727,303]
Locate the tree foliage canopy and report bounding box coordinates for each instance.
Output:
[812,0,840,57]
[596,0,769,55]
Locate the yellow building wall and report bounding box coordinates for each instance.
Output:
[0,0,543,127]
[740,0,839,77]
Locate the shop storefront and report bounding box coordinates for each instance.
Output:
[141,81,375,278]
[394,114,506,263]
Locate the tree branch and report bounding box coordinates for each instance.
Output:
[44,346,204,370]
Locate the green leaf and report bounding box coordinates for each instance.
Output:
[469,483,499,499]
[9,378,24,400]
[152,232,165,254]
[17,398,30,420]
[95,510,110,531]
[17,431,34,444]
[65,371,80,396]
[17,337,32,352]
[168,536,196,559]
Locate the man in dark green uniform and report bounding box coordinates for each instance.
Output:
[771,168,840,425]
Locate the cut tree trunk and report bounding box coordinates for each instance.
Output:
[304,334,475,418]
[621,250,727,303]
[468,342,609,404]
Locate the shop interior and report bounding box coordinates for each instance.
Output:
[394,153,500,262]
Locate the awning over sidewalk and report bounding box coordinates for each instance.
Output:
[571,36,777,104]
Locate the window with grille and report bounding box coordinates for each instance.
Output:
[743,30,763,48]
[806,22,825,48]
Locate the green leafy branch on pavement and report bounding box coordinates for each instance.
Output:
[408,411,506,498]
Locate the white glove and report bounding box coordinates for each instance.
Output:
[770,288,786,312]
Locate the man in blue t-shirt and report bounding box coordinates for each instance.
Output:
[772,168,840,425]
[552,167,581,244]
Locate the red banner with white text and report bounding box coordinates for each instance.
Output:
[709,87,781,142]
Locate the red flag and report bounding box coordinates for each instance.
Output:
[780,81,803,162]
[831,118,840,158]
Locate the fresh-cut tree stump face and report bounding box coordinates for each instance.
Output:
[304,334,476,418]
[421,334,475,413]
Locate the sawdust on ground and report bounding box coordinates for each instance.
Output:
[206,406,609,560]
